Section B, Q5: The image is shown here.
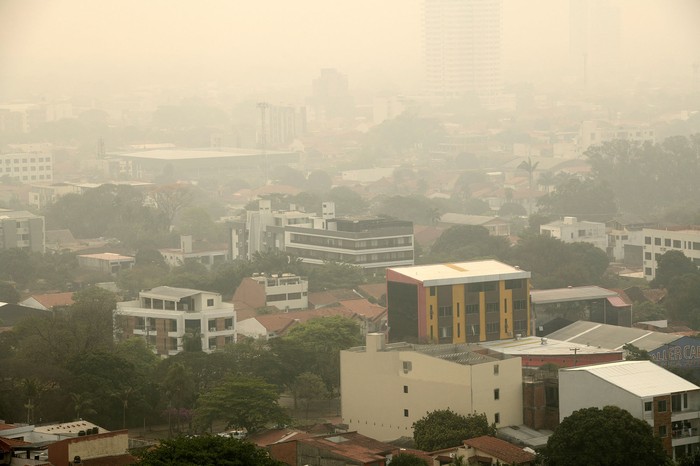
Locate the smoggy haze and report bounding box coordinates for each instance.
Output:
[1,0,699,99]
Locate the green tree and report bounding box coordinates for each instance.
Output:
[537,178,617,222]
[428,225,510,263]
[518,157,539,191]
[292,372,329,418]
[0,281,20,303]
[651,250,699,289]
[280,316,363,393]
[327,186,368,215]
[665,273,700,328]
[622,343,650,360]
[195,375,287,434]
[305,261,366,292]
[389,452,429,466]
[413,409,495,451]
[306,170,332,192]
[136,435,285,466]
[543,406,667,466]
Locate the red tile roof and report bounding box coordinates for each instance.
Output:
[30,292,75,309]
[357,283,386,301]
[463,436,535,465]
[337,299,386,322]
[308,289,362,308]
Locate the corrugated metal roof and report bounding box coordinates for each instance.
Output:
[563,361,700,397]
[547,321,680,352]
[531,286,617,304]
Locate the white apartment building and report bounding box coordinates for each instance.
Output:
[578,120,655,154]
[642,228,700,281]
[0,152,53,183]
[233,273,309,311]
[341,333,522,442]
[423,0,502,101]
[560,361,700,460]
[116,286,236,356]
[540,216,607,251]
[0,209,45,252]
[159,235,228,269]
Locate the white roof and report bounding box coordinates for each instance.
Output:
[141,286,210,300]
[563,360,700,397]
[388,260,530,286]
[113,148,293,160]
[531,286,617,304]
[479,336,620,357]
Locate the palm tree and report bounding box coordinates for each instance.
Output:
[70,392,96,420]
[518,157,540,191]
[537,171,556,193]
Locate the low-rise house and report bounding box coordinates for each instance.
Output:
[432,436,536,466]
[559,360,700,460]
[268,431,398,466]
[77,253,135,275]
[20,292,74,311]
[159,235,228,270]
[540,216,607,251]
[341,333,523,442]
[232,273,308,311]
[116,286,236,356]
[438,213,511,236]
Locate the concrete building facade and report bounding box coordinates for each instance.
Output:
[0,209,45,252]
[642,227,700,281]
[0,152,53,183]
[77,253,135,275]
[341,333,523,442]
[540,216,607,251]
[116,286,236,356]
[386,260,531,344]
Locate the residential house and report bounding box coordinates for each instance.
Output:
[159,235,228,270]
[438,213,511,236]
[268,431,398,466]
[559,361,700,459]
[116,286,236,356]
[434,436,536,466]
[232,273,308,311]
[540,216,607,252]
[20,292,74,311]
[77,253,135,275]
[386,260,531,344]
[341,333,523,442]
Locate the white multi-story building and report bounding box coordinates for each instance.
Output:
[577,120,655,154]
[0,152,53,183]
[116,286,236,356]
[423,0,502,101]
[540,216,607,251]
[560,361,700,460]
[233,273,308,311]
[0,209,45,252]
[341,333,523,442]
[642,227,700,281]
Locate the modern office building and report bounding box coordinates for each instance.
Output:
[0,209,45,252]
[116,286,236,356]
[423,0,502,101]
[0,152,53,183]
[386,260,531,344]
[231,201,414,272]
[341,333,522,442]
[642,227,700,281]
[559,361,700,460]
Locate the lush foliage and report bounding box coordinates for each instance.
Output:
[389,452,430,466]
[412,409,495,451]
[543,406,667,466]
[136,435,285,466]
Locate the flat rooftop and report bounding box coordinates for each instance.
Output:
[78,252,134,261]
[141,286,211,300]
[0,209,41,219]
[531,286,618,304]
[349,341,503,366]
[388,260,530,286]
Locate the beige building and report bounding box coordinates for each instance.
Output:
[77,252,135,275]
[341,333,523,442]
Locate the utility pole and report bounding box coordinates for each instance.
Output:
[570,347,579,367]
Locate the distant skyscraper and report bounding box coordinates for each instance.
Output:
[308,68,354,120]
[423,0,502,100]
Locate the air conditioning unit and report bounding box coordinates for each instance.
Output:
[209,327,217,332]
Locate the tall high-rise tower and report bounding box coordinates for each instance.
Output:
[423,0,502,101]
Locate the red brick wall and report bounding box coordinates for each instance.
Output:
[653,395,672,456]
[269,441,297,465]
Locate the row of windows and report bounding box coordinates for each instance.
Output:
[645,236,700,251]
[267,292,305,302]
[1,157,51,163]
[0,165,50,172]
[1,174,52,181]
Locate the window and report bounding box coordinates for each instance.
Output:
[644,401,652,412]
[655,237,661,246]
[456,302,460,317]
[513,300,527,311]
[483,282,496,292]
[468,325,480,337]
[645,252,652,260]
[505,279,522,289]
[208,337,217,350]
[659,425,667,438]
[225,318,234,330]
[207,298,214,306]
[430,286,436,296]
[404,409,409,417]
[466,304,480,314]
[658,400,667,412]
[403,385,408,394]
[486,322,499,334]
[665,238,671,247]
[494,389,500,400]
[168,337,178,350]
[494,413,500,424]
[439,326,453,338]
[438,306,453,317]
[486,302,499,313]
[403,361,412,373]
[494,364,499,375]
[673,240,681,248]
[645,267,652,276]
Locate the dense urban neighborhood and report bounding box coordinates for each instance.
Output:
[1,0,700,464]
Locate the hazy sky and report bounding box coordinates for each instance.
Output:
[1,0,699,101]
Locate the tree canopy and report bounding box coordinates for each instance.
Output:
[651,250,699,289]
[543,406,667,466]
[412,409,495,451]
[136,435,285,466]
[389,452,430,466]
[537,178,617,222]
